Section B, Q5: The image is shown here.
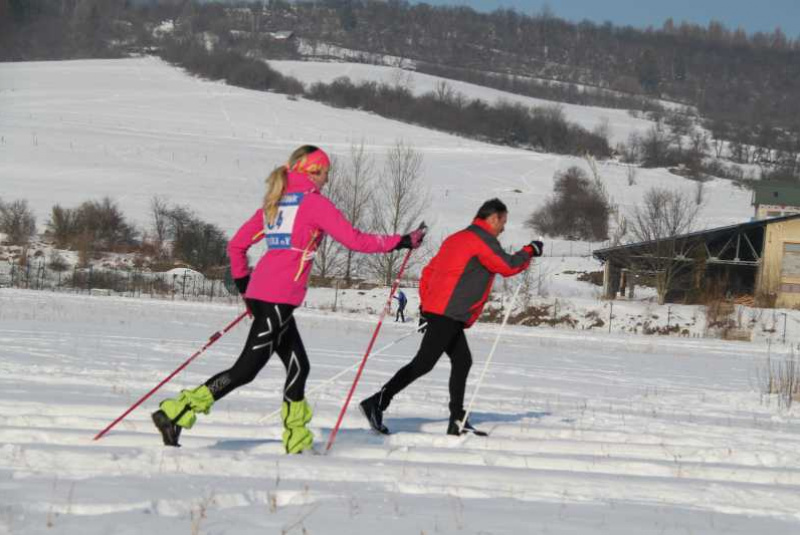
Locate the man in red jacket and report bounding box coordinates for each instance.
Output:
[360,198,543,436]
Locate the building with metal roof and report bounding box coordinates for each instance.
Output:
[593,213,800,308]
[752,183,800,220]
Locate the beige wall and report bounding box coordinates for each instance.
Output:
[758,218,800,308]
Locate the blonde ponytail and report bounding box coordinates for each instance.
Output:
[263,145,322,225]
[263,165,288,226]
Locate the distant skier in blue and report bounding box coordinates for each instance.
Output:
[394,289,408,322]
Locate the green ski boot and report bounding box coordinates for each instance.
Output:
[153,385,215,446]
[281,399,314,454]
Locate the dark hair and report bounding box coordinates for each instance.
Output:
[475,198,508,220]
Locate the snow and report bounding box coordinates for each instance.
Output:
[1,56,797,533]
[296,39,417,69]
[152,20,174,38]
[0,56,753,266]
[268,59,657,146]
[164,267,205,280]
[1,289,799,533]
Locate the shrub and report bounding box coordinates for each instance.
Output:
[641,125,682,168]
[760,350,800,409]
[0,198,37,245]
[307,79,610,157]
[526,167,610,241]
[160,40,304,95]
[47,204,77,248]
[47,197,137,252]
[48,250,69,272]
[152,201,228,274]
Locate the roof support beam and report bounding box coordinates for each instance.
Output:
[713,234,735,259]
[743,232,760,260]
[735,233,741,262]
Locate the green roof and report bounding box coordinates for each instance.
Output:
[753,184,800,207]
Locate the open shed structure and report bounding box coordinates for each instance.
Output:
[593,214,800,308]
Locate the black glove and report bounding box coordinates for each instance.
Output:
[393,225,427,251]
[528,240,544,257]
[233,275,250,295]
[418,307,428,333]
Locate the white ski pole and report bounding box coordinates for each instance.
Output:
[459,280,523,434]
[257,321,427,424]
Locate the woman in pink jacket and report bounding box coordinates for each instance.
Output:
[152,145,425,453]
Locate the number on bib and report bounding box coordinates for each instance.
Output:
[264,193,303,249]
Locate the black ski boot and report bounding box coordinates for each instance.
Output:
[447,413,488,437]
[152,409,182,447]
[359,392,390,435]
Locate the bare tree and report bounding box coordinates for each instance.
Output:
[390,67,415,92]
[47,204,76,249]
[621,131,643,163]
[689,129,709,157]
[434,80,456,104]
[592,117,611,146]
[626,164,637,186]
[0,198,36,245]
[608,210,628,247]
[694,179,705,206]
[337,141,377,282]
[665,111,693,152]
[160,203,226,273]
[627,187,701,304]
[364,141,430,286]
[151,195,170,258]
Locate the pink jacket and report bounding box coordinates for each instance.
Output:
[228,171,402,305]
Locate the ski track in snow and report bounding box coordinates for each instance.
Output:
[1,290,799,534]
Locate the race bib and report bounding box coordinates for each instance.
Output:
[264,193,303,249]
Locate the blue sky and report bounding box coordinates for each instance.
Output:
[415,0,800,38]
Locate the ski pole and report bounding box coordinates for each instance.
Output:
[325,241,419,452]
[459,278,523,434]
[93,310,249,441]
[256,321,427,424]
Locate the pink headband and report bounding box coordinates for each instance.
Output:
[288,149,330,175]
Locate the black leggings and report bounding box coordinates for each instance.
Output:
[380,313,472,417]
[204,300,310,403]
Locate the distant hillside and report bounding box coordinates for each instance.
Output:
[2,0,798,182]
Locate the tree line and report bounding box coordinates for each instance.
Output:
[0,195,229,276]
[289,1,800,183]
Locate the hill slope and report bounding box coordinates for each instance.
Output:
[0,57,753,259]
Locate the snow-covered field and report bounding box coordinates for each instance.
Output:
[2,56,798,533]
[1,289,799,534]
[268,59,656,146]
[0,56,752,258]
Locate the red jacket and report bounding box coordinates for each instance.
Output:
[419,218,533,327]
